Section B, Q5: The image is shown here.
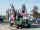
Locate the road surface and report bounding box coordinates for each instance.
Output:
[0,23,40,30]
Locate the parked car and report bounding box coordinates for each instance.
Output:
[0,16,3,23]
[37,18,40,22]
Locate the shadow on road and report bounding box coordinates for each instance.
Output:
[24,24,40,28]
[31,25,40,28]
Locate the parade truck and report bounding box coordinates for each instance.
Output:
[14,4,31,28]
[14,15,31,29]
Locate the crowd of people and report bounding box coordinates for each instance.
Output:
[8,4,31,28]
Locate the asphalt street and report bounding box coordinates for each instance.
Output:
[0,23,40,30]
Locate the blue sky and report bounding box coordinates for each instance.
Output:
[0,0,40,15]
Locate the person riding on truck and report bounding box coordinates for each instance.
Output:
[10,13,15,27]
[16,4,27,28]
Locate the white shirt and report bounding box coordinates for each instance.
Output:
[23,16,28,19]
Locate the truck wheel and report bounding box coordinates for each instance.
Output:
[27,24,31,28]
[10,23,13,27]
